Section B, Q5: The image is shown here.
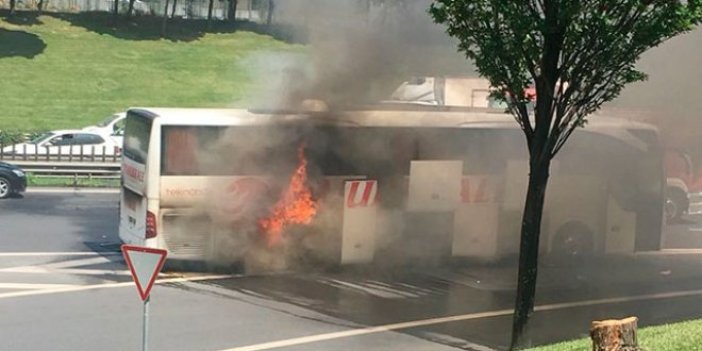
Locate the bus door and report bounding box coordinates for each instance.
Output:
[404,160,463,262]
[339,179,379,264]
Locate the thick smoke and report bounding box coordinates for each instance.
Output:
[603,26,702,163]
[251,0,474,109]
[192,0,479,272]
[196,0,693,274]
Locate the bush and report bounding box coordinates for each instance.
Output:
[0,130,26,146]
[0,130,49,146]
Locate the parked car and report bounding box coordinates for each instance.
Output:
[1,130,122,157]
[0,162,27,199]
[83,112,125,146]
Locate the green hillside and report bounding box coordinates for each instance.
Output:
[0,12,301,131]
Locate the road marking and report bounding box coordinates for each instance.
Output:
[0,274,235,300]
[218,309,514,351]
[690,228,702,232]
[322,279,419,299]
[40,256,114,269]
[216,287,702,351]
[0,283,80,290]
[0,252,121,257]
[533,288,702,312]
[0,255,124,275]
[34,256,114,269]
[0,266,132,276]
[636,248,702,255]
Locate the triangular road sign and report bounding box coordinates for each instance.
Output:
[122,245,168,301]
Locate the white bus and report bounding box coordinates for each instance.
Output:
[119,106,664,266]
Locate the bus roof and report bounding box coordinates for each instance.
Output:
[127,106,658,132]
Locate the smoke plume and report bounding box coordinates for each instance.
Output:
[251,0,474,109]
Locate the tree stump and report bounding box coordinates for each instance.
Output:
[590,317,640,351]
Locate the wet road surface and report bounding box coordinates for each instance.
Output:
[202,253,702,350]
[4,190,702,350]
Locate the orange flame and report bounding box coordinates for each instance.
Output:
[258,144,318,247]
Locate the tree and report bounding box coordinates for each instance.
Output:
[9,0,16,16]
[112,0,119,20]
[227,0,237,22]
[206,0,214,28]
[127,0,136,16]
[161,0,170,37]
[170,0,178,18]
[37,0,46,15]
[266,0,274,25]
[430,1,702,349]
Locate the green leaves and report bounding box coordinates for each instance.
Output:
[430,0,702,156]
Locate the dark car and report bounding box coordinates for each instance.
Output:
[0,162,27,199]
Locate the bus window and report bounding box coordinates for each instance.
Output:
[317,127,414,176]
[162,127,199,175]
[417,128,526,174]
[123,112,153,164]
[167,125,301,176]
[160,126,227,175]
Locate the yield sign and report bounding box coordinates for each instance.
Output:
[122,245,168,301]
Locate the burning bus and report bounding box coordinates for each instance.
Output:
[118,105,664,269]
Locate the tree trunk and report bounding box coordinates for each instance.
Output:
[9,0,16,16]
[37,0,45,14]
[510,155,551,350]
[170,0,177,18]
[591,317,640,351]
[227,0,237,22]
[112,0,119,21]
[126,0,135,16]
[160,0,169,38]
[266,0,274,25]
[206,0,214,28]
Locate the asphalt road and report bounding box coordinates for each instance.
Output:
[3,190,702,351]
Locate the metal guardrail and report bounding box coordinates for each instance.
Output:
[4,160,121,179]
[0,144,121,163]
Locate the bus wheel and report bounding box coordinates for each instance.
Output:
[665,187,689,223]
[553,222,594,258]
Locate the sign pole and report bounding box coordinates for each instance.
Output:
[121,244,167,351]
[143,295,150,351]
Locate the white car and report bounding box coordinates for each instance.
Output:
[83,112,125,145]
[2,130,122,157]
[83,112,126,134]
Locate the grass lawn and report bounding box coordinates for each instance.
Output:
[526,318,702,351]
[0,11,302,131]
